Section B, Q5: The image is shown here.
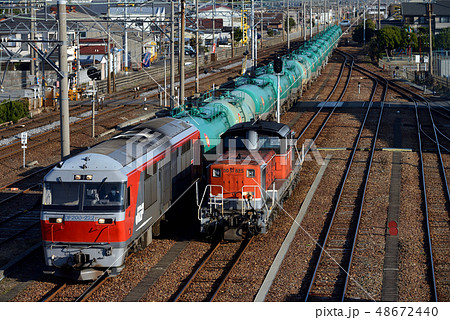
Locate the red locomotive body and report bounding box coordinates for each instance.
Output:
[199,121,300,239]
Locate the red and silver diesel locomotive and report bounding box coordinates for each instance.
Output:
[198,121,300,239]
[40,118,199,280]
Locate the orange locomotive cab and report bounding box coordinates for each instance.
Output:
[199,121,299,239]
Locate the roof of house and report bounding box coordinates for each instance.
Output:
[402,1,450,17]
[199,5,233,12]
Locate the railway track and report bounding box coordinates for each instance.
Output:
[344,57,449,300]
[172,239,252,302]
[40,274,109,302]
[301,52,387,301]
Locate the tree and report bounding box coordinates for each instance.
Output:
[232,27,243,43]
[417,26,434,52]
[378,26,402,56]
[352,19,376,43]
[284,17,296,32]
[435,27,450,50]
[400,26,418,51]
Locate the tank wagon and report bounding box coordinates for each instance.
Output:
[40,118,200,280]
[171,26,342,153]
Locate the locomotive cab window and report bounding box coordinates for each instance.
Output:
[43,182,126,211]
[43,182,80,209]
[247,169,256,178]
[83,182,125,210]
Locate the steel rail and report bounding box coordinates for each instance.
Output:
[41,283,67,302]
[209,238,253,302]
[75,273,109,302]
[295,54,349,141]
[173,239,252,302]
[295,53,356,163]
[304,55,383,301]
[340,54,440,301]
[348,55,439,301]
[172,241,222,302]
[339,51,390,299]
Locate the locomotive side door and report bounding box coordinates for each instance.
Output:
[159,162,171,212]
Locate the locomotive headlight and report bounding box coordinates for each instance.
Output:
[212,168,221,177]
[49,217,63,224]
[74,174,81,180]
[98,218,114,224]
[247,169,255,178]
[86,174,93,180]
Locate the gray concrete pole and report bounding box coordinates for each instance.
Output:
[310,0,313,39]
[170,1,175,109]
[196,0,199,93]
[124,5,128,74]
[287,0,290,50]
[180,0,185,104]
[378,0,381,30]
[107,0,111,94]
[303,1,306,41]
[231,1,235,58]
[58,0,70,159]
[428,2,433,76]
[30,0,36,84]
[260,0,263,49]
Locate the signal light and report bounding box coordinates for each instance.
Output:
[388,220,398,236]
[273,56,283,74]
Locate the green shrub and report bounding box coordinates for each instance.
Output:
[0,99,29,124]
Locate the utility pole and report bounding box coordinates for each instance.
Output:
[30,0,36,85]
[378,0,381,30]
[428,2,433,75]
[251,0,256,70]
[58,0,70,159]
[338,0,340,23]
[170,1,175,109]
[231,0,235,57]
[196,0,199,93]
[310,0,313,39]
[124,2,128,75]
[213,0,216,52]
[363,6,366,44]
[287,0,290,51]
[303,1,306,41]
[180,0,185,104]
[107,0,111,94]
[260,0,263,49]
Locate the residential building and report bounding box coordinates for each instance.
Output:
[402,0,450,33]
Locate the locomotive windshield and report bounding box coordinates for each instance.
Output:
[43,182,126,211]
[223,135,282,152]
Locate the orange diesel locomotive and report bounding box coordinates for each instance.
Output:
[198,121,300,239]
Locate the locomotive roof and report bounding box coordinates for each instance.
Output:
[81,117,193,167]
[222,121,290,138]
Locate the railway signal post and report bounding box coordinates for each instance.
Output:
[274,56,283,123]
[21,132,27,168]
